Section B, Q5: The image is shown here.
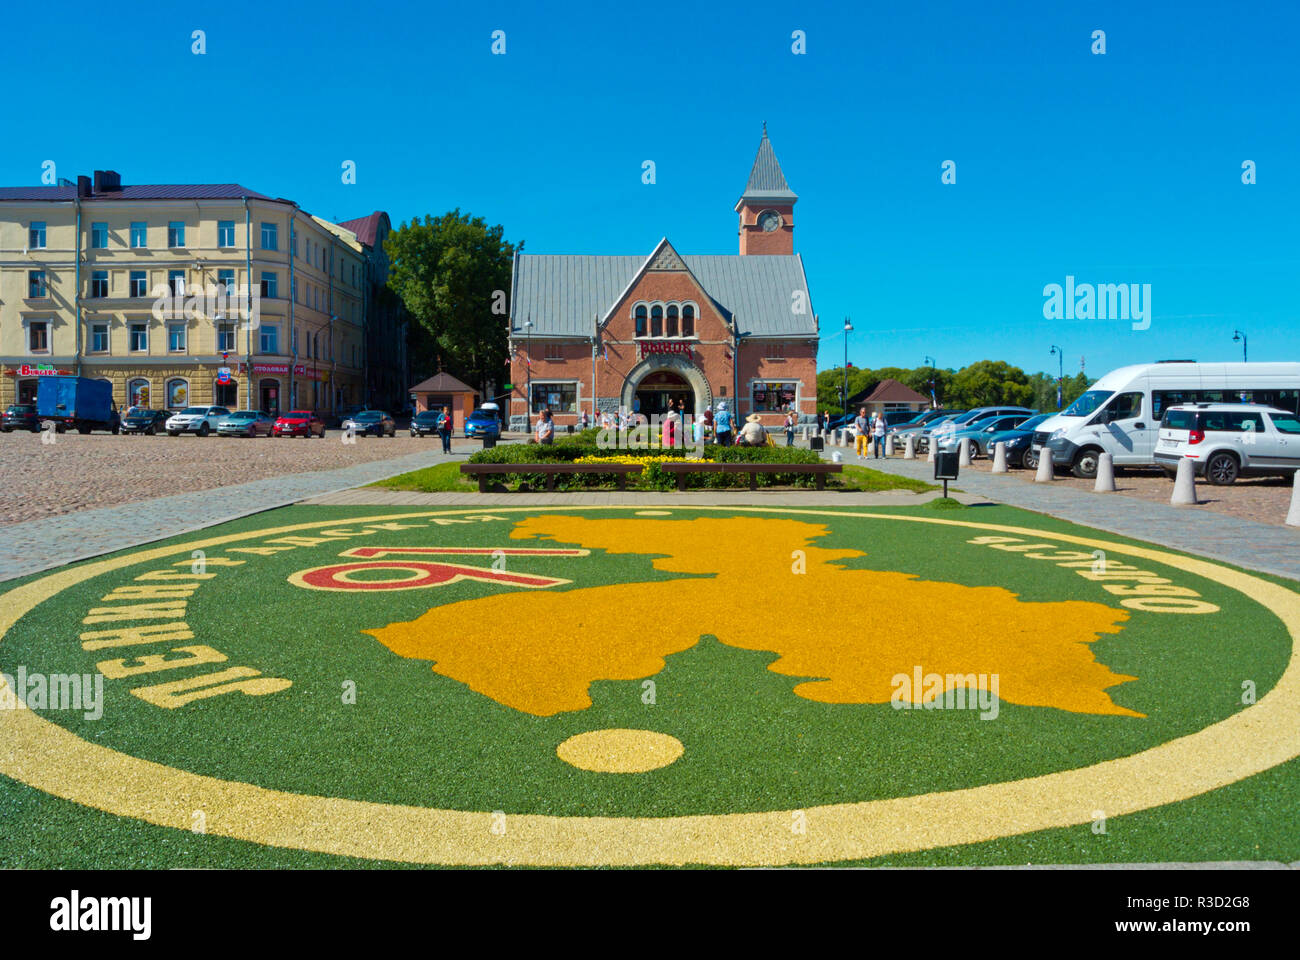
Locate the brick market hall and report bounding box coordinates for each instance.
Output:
[506,127,819,432]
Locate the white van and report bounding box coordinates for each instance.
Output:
[1031,362,1300,478]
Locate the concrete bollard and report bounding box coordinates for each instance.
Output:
[1034,448,1055,482]
[1287,471,1300,527]
[885,434,895,457]
[1170,457,1199,506]
[904,435,916,460]
[959,438,972,467]
[1094,452,1117,493]
[991,441,1008,473]
[927,442,936,463]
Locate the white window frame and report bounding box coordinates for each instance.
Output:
[218,221,236,247]
[130,221,147,248]
[167,221,186,248]
[28,320,51,354]
[29,221,47,249]
[261,222,278,251]
[91,222,109,249]
[90,323,110,354]
[128,322,149,353]
[259,323,280,355]
[168,322,187,353]
[129,270,147,298]
[90,270,109,298]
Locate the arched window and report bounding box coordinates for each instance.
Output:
[651,305,663,338]
[682,304,695,337]
[634,304,647,337]
[165,378,189,410]
[666,305,678,338]
[128,378,151,408]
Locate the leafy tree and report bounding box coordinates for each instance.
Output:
[949,360,1033,408]
[385,210,521,396]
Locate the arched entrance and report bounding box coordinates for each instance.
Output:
[621,356,712,421]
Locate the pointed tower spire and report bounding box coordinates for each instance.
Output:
[736,126,797,255]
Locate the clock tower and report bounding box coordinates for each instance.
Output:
[736,124,797,256]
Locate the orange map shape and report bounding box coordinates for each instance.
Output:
[365,515,1138,717]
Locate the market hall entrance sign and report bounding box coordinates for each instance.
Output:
[621,354,712,420]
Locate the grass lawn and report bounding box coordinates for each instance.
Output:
[371,460,938,494]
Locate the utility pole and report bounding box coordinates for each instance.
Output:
[1049,345,1064,409]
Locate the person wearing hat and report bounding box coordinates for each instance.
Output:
[714,401,734,446]
[736,413,768,446]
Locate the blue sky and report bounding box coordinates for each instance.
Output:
[7,0,1297,379]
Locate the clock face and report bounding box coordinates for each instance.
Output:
[758,211,781,232]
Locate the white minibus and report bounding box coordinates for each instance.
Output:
[1031,361,1300,478]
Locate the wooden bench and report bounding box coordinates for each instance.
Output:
[658,461,843,491]
[460,462,645,492]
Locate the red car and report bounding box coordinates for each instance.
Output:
[272,410,326,438]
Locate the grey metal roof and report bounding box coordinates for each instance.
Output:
[510,251,817,339]
[740,130,797,203]
[0,184,273,201]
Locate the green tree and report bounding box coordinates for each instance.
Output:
[385,210,521,396]
[949,360,1033,408]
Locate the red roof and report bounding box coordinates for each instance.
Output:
[337,212,386,247]
[862,378,929,404]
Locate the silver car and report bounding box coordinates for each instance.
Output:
[1154,403,1300,484]
[166,405,230,437]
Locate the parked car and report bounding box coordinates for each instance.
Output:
[119,408,171,435]
[889,409,965,447]
[341,410,395,437]
[273,410,327,438]
[921,407,1034,453]
[981,413,1055,468]
[1,403,41,433]
[409,410,445,437]
[166,405,230,437]
[463,404,502,440]
[935,413,1039,457]
[218,410,276,437]
[36,376,120,434]
[1154,403,1300,484]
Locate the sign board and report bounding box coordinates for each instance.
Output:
[502,383,513,390]
[8,364,72,377]
[934,451,960,481]
[637,341,694,362]
[216,367,232,385]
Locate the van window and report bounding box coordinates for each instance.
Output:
[1102,392,1143,422]
[1063,390,1112,417]
[1162,410,1198,430]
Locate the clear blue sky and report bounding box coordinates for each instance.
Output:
[8,0,1297,380]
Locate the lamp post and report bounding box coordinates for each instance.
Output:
[842,317,852,415]
[523,319,534,434]
[1049,344,1064,409]
[1232,329,1247,363]
[923,355,936,408]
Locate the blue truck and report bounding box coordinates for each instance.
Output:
[36,376,120,434]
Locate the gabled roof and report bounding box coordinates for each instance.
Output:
[0,184,273,201]
[410,371,475,394]
[337,212,387,248]
[738,126,797,205]
[862,378,930,404]
[510,245,817,339]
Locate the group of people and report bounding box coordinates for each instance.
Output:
[541,400,784,448]
[852,407,888,458]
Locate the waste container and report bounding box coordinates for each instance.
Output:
[481,435,496,450]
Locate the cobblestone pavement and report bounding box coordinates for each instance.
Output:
[0,431,476,525]
[0,447,451,583]
[828,448,1300,582]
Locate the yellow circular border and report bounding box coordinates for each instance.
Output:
[1,505,1298,866]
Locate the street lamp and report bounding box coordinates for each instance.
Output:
[1232,329,1247,363]
[1049,345,1064,409]
[923,356,936,407]
[523,319,534,433]
[842,317,853,416]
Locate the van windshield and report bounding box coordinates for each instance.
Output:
[1062,390,1113,418]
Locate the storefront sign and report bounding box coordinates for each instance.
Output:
[7,364,72,377]
[637,341,694,362]
[216,367,232,385]
[235,363,323,380]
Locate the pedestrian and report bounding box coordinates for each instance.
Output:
[536,408,554,445]
[873,411,886,458]
[663,401,680,449]
[784,410,796,446]
[854,407,870,458]
[437,404,453,454]
[580,410,589,430]
[714,401,734,446]
[822,410,831,435]
[703,405,714,442]
[736,413,768,447]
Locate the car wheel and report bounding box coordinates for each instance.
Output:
[197,423,210,437]
[1071,448,1101,479]
[1,427,9,433]
[1206,452,1239,485]
[1023,449,1039,471]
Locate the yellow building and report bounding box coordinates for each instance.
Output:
[0,171,370,415]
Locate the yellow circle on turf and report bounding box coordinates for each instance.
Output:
[557,729,684,773]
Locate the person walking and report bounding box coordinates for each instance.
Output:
[536,408,555,445]
[873,412,887,458]
[822,410,831,435]
[854,407,870,458]
[714,401,734,446]
[663,401,680,449]
[437,405,453,454]
[784,410,796,446]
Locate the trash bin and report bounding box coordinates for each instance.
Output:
[481,435,496,450]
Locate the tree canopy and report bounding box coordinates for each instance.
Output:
[817,361,1092,415]
[385,210,520,396]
